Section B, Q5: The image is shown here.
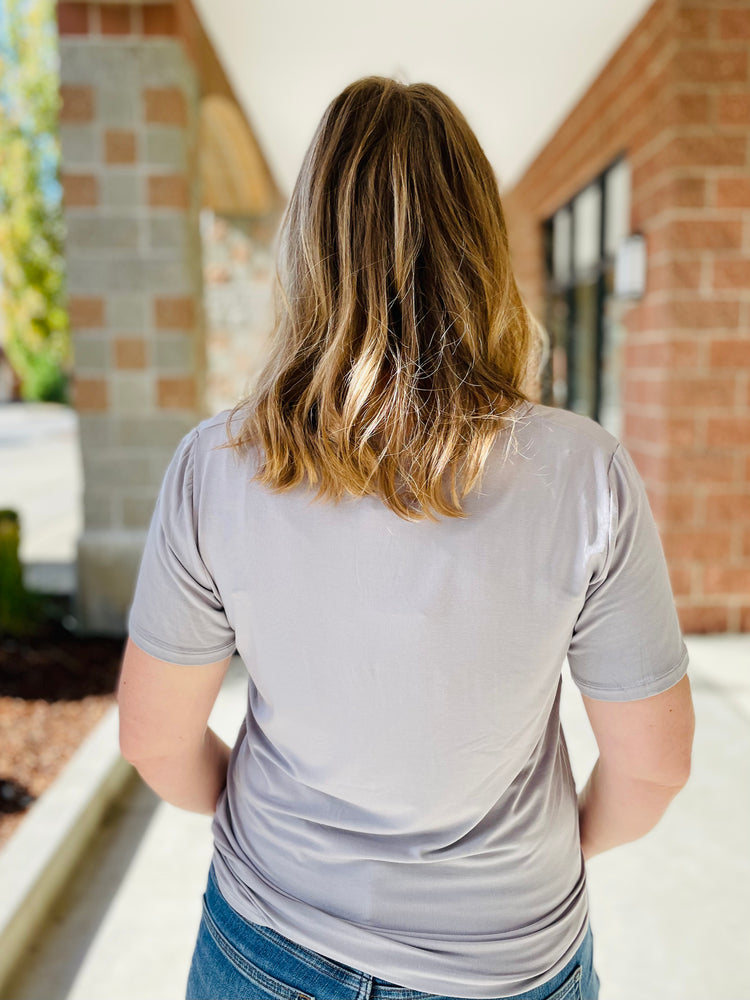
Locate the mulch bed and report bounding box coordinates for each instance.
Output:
[0,598,124,849]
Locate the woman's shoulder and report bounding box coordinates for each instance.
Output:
[514,401,621,459]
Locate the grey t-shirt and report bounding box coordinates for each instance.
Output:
[127,400,689,999]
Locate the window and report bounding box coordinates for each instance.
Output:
[541,156,631,438]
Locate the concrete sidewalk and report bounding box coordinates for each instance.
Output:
[3,635,749,1000]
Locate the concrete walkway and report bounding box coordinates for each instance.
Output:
[3,635,749,1000]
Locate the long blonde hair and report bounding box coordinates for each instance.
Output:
[220,76,537,522]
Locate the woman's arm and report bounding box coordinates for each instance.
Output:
[117,637,234,814]
[577,672,695,860]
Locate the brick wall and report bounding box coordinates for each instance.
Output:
[504,0,750,634]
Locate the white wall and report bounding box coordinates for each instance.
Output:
[192,0,654,198]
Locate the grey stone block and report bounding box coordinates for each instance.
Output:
[65,215,140,251]
[67,256,194,295]
[67,256,144,294]
[108,295,149,333]
[75,528,146,635]
[60,125,96,166]
[122,492,158,529]
[78,414,115,448]
[83,490,114,530]
[143,127,188,170]
[83,450,153,488]
[143,255,195,294]
[97,83,139,127]
[100,173,140,209]
[148,215,191,252]
[113,415,194,447]
[59,41,99,86]
[153,333,195,372]
[137,41,191,87]
[73,333,109,371]
[62,41,138,85]
[110,372,155,414]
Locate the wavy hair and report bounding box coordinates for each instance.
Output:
[220,76,539,522]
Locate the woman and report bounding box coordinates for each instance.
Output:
[118,77,695,1000]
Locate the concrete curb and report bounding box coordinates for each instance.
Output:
[0,703,134,995]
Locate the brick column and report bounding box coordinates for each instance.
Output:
[504,0,750,634]
[59,1,205,633]
[624,0,750,633]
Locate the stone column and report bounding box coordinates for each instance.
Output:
[58,1,205,634]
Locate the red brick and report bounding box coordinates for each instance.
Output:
[154,297,195,329]
[631,149,672,194]
[675,6,712,39]
[649,489,697,524]
[705,492,750,521]
[665,134,747,169]
[73,377,108,411]
[706,417,750,447]
[666,450,738,484]
[668,563,694,597]
[59,84,94,123]
[104,129,137,165]
[114,338,148,369]
[57,2,88,34]
[678,605,729,634]
[669,175,708,207]
[157,377,196,409]
[673,46,748,84]
[713,259,750,290]
[718,92,750,126]
[716,177,750,209]
[662,91,712,127]
[709,338,750,367]
[632,177,706,230]
[147,174,189,209]
[665,219,743,251]
[741,605,750,632]
[624,413,699,448]
[143,87,187,126]
[647,259,703,293]
[667,377,737,409]
[662,529,733,561]
[100,4,132,34]
[672,299,741,330]
[624,338,702,369]
[719,9,750,40]
[621,299,674,334]
[142,4,177,35]
[68,297,104,328]
[61,173,98,207]
[703,565,750,596]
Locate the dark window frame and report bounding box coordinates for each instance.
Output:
[540,152,627,423]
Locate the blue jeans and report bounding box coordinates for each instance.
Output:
[186,862,600,1000]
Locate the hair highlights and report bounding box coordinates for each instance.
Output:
[220,76,537,521]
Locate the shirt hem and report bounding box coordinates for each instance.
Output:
[128,626,236,666]
[573,645,689,702]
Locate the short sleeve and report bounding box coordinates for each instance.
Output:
[566,442,689,701]
[127,427,236,665]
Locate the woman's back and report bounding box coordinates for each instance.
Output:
[127,398,688,998]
